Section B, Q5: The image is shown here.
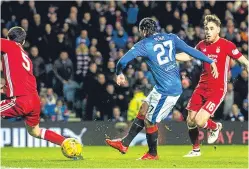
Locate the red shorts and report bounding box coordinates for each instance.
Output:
[186,84,226,115]
[0,93,41,127]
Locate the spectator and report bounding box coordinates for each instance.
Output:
[189,1,204,26]
[40,96,51,121]
[1,28,9,38]
[225,19,237,41]
[5,15,18,30]
[40,24,56,62]
[48,13,60,33]
[241,98,248,121]
[105,1,117,26]
[230,59,242,80]
[80,12,93,36]
[141,62,155,86]
[156,2,173,29]
[171,9,182,33]
[113,29,128,49]
[234,70,248,101]
[115,10,124,25]
[94,73,107,120]
[96,16,107,38]
[127,85,146,121]
[63,80,80,109]
[84,62,98,120]
[104,83,118,119]
[53,51,74,97]
[181,13,189,31]
[127,1,139,32]
[29,14,44,46]
[28,1,39,21]
[46,88,57,105]
[65,10,78,28]
[62,23,74,49]
[240,21,248,42]
[112,106,124,122]
[30,46,46,90]
[180,61,201,88]
[141,77,152,96]
[137,0,153,22]
[76,30,90,48]
[175,78,193,118]
[172,109,184,122]
[223,82,241,119]
[105,59,116,82]
[229,104,244,122]
[53,31,72,61]
[125,65,136,88]
[75,43,91,81]
[54,99,69,121]
[109,41,118,61]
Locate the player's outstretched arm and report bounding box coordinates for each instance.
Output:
[176,52,193,61]
[174,35,218,78]
[237,55,249,72]
[116,42,147,85]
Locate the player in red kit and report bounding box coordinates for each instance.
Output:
[0,27,69,149]
[177,15,249,157]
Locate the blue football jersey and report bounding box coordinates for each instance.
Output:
[116,33,213,96]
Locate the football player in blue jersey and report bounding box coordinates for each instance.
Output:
[106,18,218,160]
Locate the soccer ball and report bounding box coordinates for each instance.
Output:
[61,138,83,159]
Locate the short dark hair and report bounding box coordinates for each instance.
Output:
[139,17,157,37]
[7,26,26,44]
[204,14,221,27]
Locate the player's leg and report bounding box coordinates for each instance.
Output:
[25,94,66,145]
[122,102,148,146]
[138,94,180,160]
[195,98,223,144]
[25,123,65,145]
[184,91,203,157]
[105,102,148,154]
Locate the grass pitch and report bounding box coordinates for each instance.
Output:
[1,145,248,168]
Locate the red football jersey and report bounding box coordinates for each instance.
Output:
[1,38,37,97]
[196,38,242,88]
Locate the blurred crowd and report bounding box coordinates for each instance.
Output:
[1,1,248,122]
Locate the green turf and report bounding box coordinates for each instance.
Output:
[1,145,248,168]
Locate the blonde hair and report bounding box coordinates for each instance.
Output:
[204,14,221,27]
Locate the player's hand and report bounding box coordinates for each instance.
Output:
[210,62,219,79]
[0,84,6,94]
[116,73,126,86]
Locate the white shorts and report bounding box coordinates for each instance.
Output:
[144,88,180,124]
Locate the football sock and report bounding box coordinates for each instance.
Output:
[146,125,158,156]
[122,115,145,147]
[203,119,218,130]
[188,125,200,151]
[40,129,66,145]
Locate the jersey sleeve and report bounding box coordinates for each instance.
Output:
[173,34,213,64]
[116,41,147,75]
[0,38,14,53]
[226,41,242,59]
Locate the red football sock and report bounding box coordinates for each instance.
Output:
[203,119,218,130]
[40,129,65,145]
